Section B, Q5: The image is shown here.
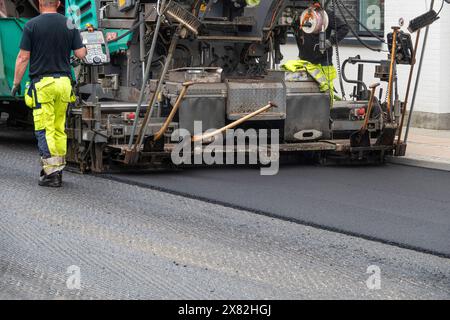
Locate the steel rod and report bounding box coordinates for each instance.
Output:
[140,11,146,81]
[404,0,435,143]
[386,27,399,121]
[134,30,180,150]
[396,29,421,145]
[128,0,167,148]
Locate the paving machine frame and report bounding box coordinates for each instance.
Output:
[1,0,424,173]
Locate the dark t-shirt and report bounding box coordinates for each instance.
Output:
[20,13,83,79]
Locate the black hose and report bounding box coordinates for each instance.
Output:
[331,0,346,99]
[107,21,144,43]
[437,0,445,16]
[334,0,386,53]
[335,0,386,43]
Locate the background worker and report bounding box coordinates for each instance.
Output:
[284,1,349,102]
[232,0,261,8]
[11,0,86,187]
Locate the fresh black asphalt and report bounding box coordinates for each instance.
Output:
[109,164,450,257]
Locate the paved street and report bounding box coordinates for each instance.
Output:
[0,128,449,299]
[111,163,450,257]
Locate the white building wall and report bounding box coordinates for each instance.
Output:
[281,0,450,128]
[437,3,450,114]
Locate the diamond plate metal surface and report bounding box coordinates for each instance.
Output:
[226,81,286,120]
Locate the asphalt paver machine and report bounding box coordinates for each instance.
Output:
[0,0,429,172]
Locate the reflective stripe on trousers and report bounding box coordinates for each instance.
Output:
[41,157,66,175]
[32,76,72,175]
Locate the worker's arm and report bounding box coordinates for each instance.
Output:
[11,49,30,96]
[72,29,86,59]
[12,22,33,96]
[74,47,87,59]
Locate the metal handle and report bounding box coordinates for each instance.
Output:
[363,83,380,130]
[386,27,399,120]
[153,81,195,142]
[191,102,277,143]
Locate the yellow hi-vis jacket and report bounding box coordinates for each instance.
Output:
[281,60,337,94]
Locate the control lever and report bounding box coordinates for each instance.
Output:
[319,27,326,54]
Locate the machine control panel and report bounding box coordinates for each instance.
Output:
[80,30,110,65]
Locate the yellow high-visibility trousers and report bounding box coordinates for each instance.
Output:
[27,76,74,175]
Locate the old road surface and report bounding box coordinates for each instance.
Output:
[0,127,449,299]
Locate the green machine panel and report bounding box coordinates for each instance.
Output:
[65,0,133,54]
[65,0,99,29]
[0,18,29,99]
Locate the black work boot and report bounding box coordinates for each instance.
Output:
[57,171,63,185]
[38,170,62,187]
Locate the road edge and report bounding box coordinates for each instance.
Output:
[387,156,450,172]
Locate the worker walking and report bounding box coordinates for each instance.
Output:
[283,1,349,102]
[11,0,86,187]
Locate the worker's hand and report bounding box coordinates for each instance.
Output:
[10,83,21,98]
[325,40,333,49]
[70,56,81,67]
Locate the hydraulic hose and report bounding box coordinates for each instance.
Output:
[335,0,385,43]
[331,0,346,100]
[333,0,386,53]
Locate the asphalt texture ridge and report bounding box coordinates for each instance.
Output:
[0,128,449,299]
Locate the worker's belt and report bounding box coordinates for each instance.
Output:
[30,73,71,84]
[24,73,75,109]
